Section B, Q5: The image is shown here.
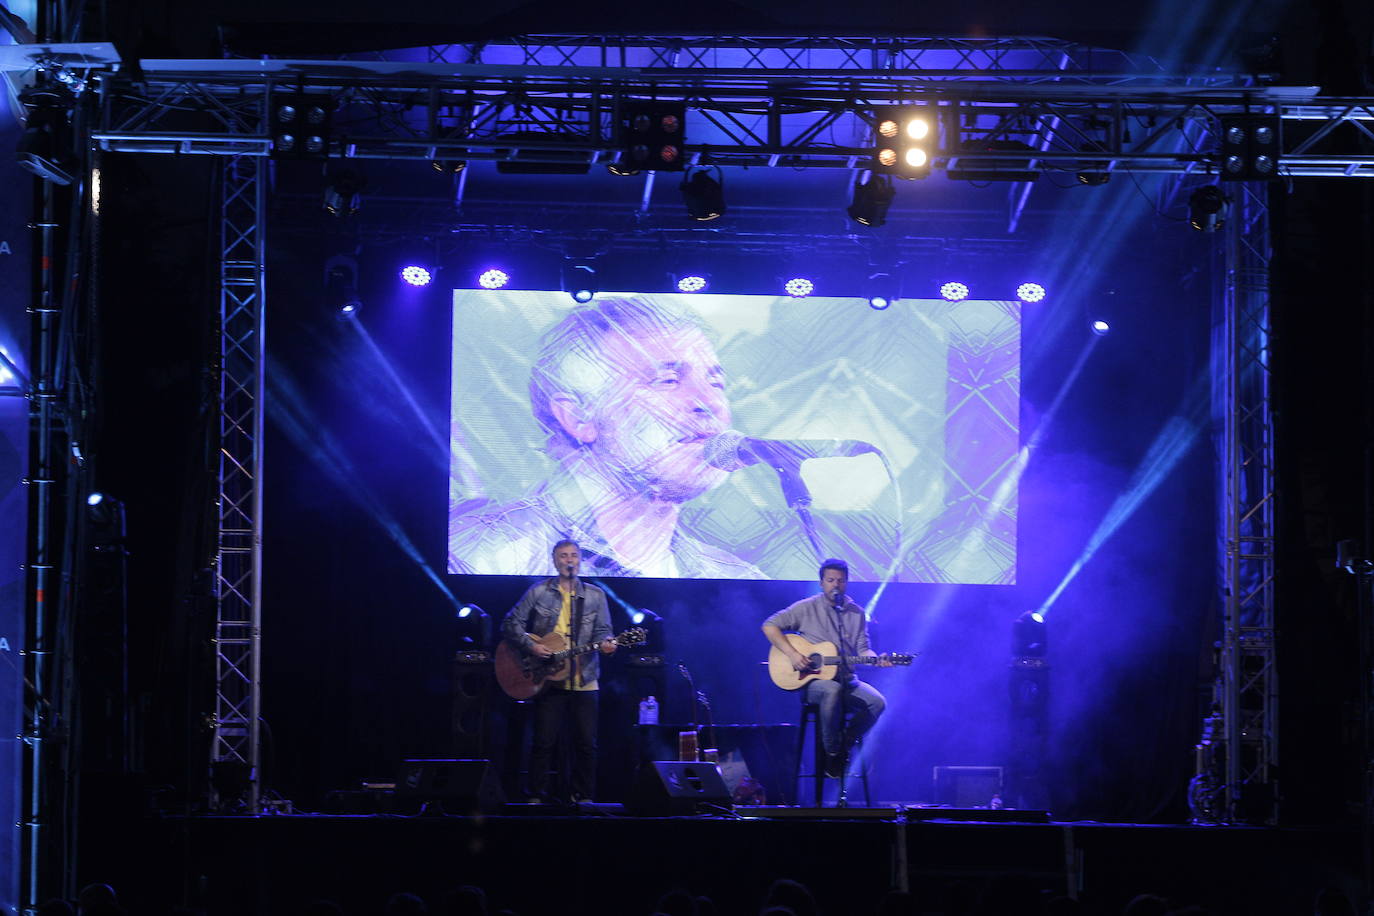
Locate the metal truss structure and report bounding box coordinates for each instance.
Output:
[75,35,1374,183]
[11,33,1331,820]
[1218,183,1277,824]
[1188,181,1277,826]
[211,156,266,813]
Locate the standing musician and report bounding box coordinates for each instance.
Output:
[501,539,617,803]
[762,558,889,778]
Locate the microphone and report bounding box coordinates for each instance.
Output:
[701,429,879,473]
[831,591,846,612]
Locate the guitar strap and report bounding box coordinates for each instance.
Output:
[571,590,585,685]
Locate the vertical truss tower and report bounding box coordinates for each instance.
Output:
[212,156,266,812]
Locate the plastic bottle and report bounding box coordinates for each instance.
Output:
[638,696,659,725]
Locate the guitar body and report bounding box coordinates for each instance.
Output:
[494,633,570,700]
[768,635,839,690]
[495,627,647,700]
[766,634,916,690]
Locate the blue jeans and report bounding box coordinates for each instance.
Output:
[804,676,886,755]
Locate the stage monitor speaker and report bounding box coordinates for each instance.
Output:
[630,761,732,816]
[396,758,505,814]
[933,765,1003,808]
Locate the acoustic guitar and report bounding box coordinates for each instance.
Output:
[767,633,915,690]
[495,627,646,700]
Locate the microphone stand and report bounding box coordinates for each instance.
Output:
[770,462,825,561]
[832,596,852,809]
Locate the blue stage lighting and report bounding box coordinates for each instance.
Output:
[478,268,509,290]
[869,295,891,310]
[400,266,432,287]
[1091,319,1111,335]
[940,282,969,302]
[339,301,359,316]
[631,609,647,625]
[1016,283,1046,303]
[572,288,595,303]
[677,275,708,293]
[784,277,814,298]
[86,492,104,507]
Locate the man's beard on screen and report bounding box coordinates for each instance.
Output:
[574,437,727,505]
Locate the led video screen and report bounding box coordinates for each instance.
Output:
[448,290,1019,583]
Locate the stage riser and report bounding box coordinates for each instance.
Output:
[81,816,1361,916]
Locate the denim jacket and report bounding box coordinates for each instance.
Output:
[501,578,613,685]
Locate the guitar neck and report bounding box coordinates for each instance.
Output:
[551,639,603,661]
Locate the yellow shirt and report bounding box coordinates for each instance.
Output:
[552,584,597,691]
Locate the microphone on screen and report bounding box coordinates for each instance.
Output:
[701,429,878,473]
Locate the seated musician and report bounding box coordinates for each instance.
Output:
[762,558,888,778]
[501,539,617,803]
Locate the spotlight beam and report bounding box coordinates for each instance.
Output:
[266,357,463,613]
[1036,376,1209,618]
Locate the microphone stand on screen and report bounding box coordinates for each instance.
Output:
[702,431,882,564]
[772,462,825,560]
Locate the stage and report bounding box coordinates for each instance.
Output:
[84,807,1360,916]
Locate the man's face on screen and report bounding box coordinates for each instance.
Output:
[581,324,732,502]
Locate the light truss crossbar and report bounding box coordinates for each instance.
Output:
[87,67,1374,177]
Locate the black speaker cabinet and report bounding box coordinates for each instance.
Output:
[629,761,732,816]
[396,758,505,814]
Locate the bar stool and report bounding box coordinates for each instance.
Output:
[795,700,872,807]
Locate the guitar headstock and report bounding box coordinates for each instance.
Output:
[889,653,915,666]
[617,627,648,647]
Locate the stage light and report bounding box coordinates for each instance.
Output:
[676,275,708,293]
[681,166,725,221]
[1091,319,1110,335]
[15,89,75,186]
[1016,283,1046,303]
[565,264,598,303]
[622,102,687,172]
[947,140,1038,182]
[400,266,433,287]
[631,609,647,625]
[453,604,490,648]
[1188,185,1230,232]
[478,268,510,289]
[1076,142,1111,185]
[86,492,104,507]
[784,277,814,298]
[847,174,895,227]
[431,159,466,174]
[864,271,896,310]
[940,281,969,302]
[323,169,365,217]
[339,301,359,316]
[1013,610,1047,658]
[872,107,934,178]
[270,92,332,160]
[1218,114,1281,181]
